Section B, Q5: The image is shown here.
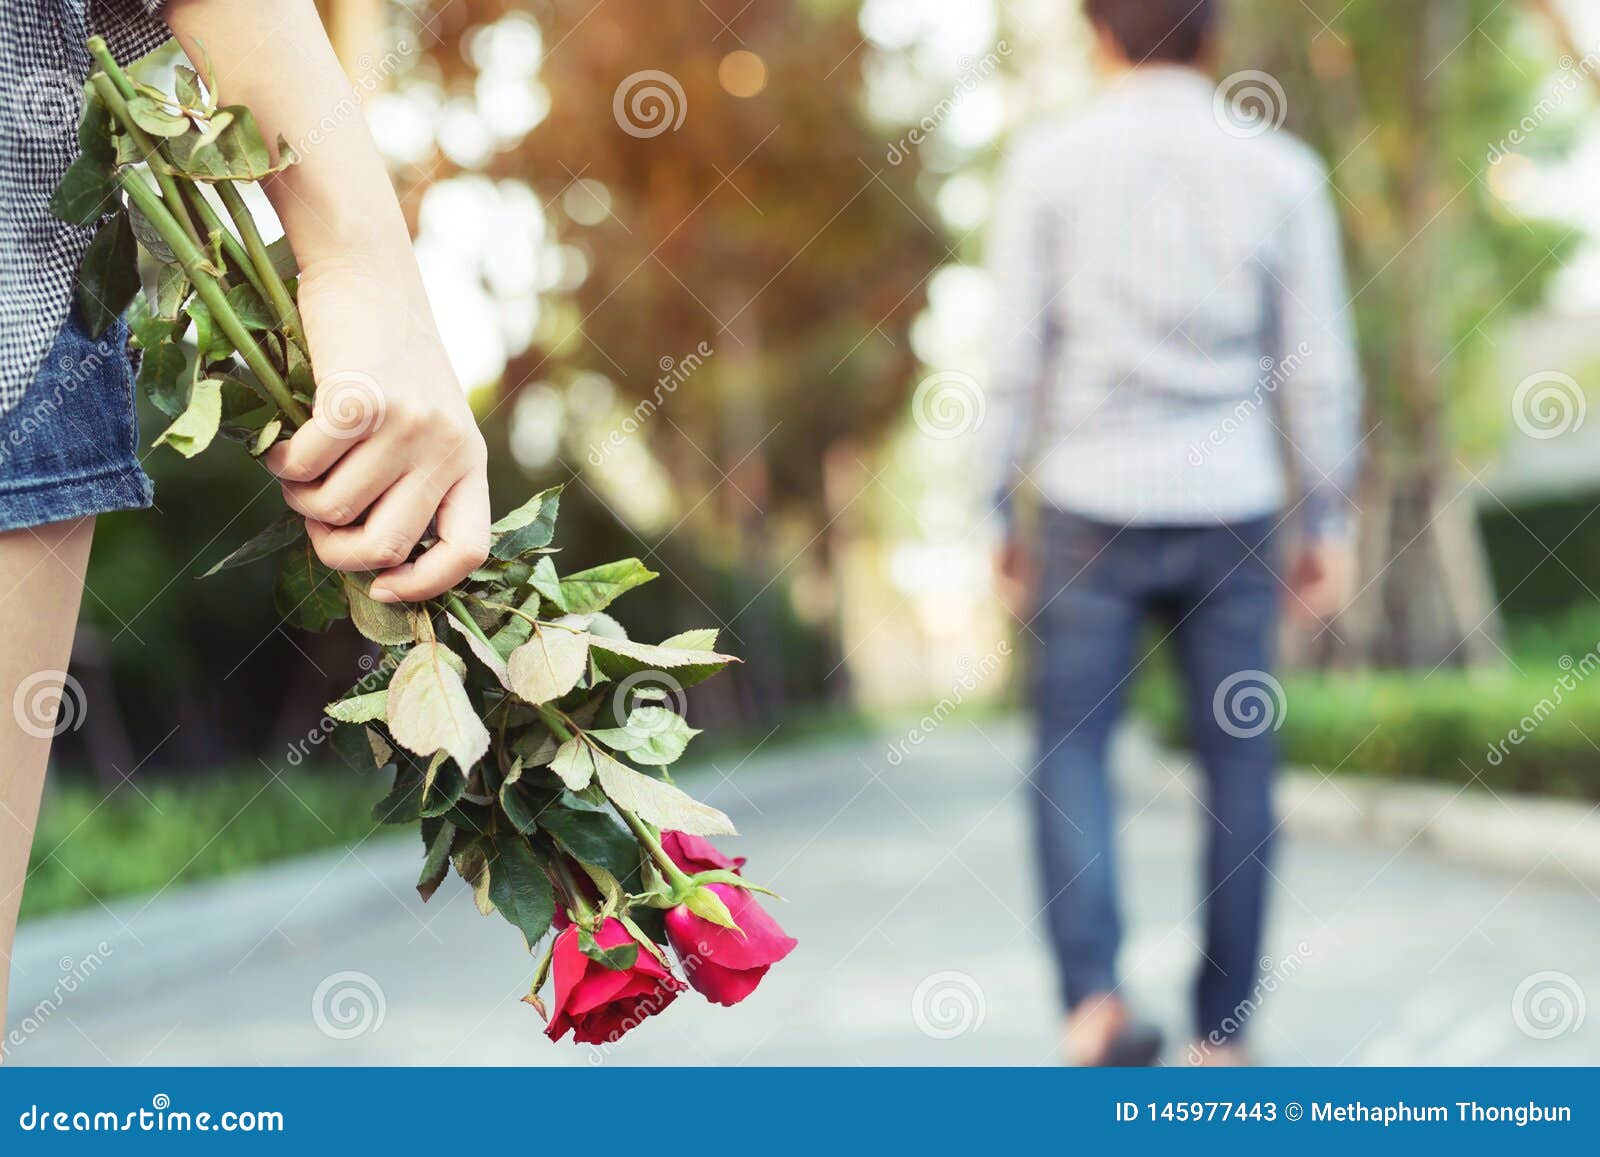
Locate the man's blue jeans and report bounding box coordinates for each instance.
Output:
[1030,507,1280,1043]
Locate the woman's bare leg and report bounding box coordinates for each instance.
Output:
[0,516,94,1050]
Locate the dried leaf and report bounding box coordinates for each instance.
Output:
[445,613,512,689]
[588,706,700,766]
[386,642,490,774]
[507,627,589,705]
[587,634,738,688]
[590,746,735,836]
[548,736,597,791]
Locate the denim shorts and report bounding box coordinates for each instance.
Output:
[0,309,155,533]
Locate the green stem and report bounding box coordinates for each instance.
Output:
[87,41,203,249]
[444,595,494,650]
[115,166,307,423]
[88,39,272,306]
[549,856,597,924]
[616,806,694,893]
[528,701,692,892]
[534,704,573,742]
[216,182,304,349]
[181,182,268,299]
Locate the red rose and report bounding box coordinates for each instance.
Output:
[662,830,747,875]
[665,883,798,1006]
[545,917,684,1045]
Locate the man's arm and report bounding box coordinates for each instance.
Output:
[1274,156,1364,617]
[981,136,1059,614]
[163,0,490,602]
[981,137,1058,527]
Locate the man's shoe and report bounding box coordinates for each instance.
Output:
[1063,993,1164,1066]
[1091,1021,1165,1067]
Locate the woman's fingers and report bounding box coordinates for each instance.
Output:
[369,471,491,603]
[304,473,443,573]
[263,418,359,484]
[265,368,390,483]
[280,440,407,527]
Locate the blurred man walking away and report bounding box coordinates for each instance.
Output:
[983,0,1362,1065]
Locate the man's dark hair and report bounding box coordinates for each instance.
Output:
[1085,0,1216,65]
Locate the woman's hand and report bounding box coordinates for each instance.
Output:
[264,257,490,603]
[163,0,490,603]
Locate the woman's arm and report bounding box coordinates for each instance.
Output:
[163,0,490,603]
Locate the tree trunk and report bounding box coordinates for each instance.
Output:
[1325,0,1506,671]
[717,289,783,725]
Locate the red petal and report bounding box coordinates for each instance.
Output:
[547,926,587,1015]
[662,831,744,875]
[685,959,771,1006]
[689,885,799,971]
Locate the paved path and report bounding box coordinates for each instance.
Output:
[8,721,1600,1066]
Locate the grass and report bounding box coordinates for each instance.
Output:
[30,606,1597,927]
[19,706,879,926]
[21,767,385,923]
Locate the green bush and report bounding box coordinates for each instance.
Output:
[22,768,383,922]
[1138,612,1600,801]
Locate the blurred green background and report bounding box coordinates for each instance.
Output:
[30,0,1600,919]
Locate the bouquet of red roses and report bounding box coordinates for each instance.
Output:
[53,38,795,1046]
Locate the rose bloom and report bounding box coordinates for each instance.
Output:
[545,917,684,1045]
[661,830,746,875]
[666,883,798,1006]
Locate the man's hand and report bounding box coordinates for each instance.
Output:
[264,259,489,603]
[1287,537,1357,621]
[995,535,1036,619]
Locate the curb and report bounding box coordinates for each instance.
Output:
[1123,725,1600,890]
